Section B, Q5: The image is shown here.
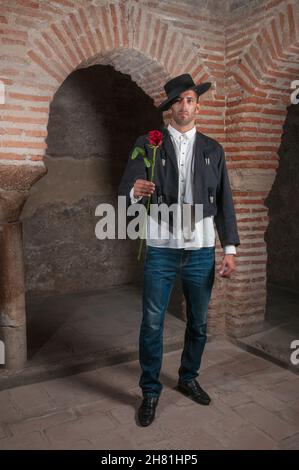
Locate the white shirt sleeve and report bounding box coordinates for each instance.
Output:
[130,187,143,204]
[223,245,237,255]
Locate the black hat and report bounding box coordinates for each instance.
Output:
[158,74,211,112]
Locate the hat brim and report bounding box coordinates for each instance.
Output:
[158,82,212,112]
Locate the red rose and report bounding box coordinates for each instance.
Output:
[147,130,163,147]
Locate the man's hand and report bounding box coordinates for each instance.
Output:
[133,179,155,198]
[219,254,236,278]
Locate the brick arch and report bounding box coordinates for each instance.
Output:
[225,0,299,190]
[228,1,299,100]
[0,0,214,168]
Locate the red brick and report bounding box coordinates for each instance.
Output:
[1,140,47,149]
[30,155,43,161]
[79,7,97,55]
[119,1,129,47]
[27,50,63,83]
[109,4,120,49]
[62,19,85,62]
[100,5,113,50]
[287,4,296,43]
[0,152,25,160]
[9,93,50,102]
[50,24,78,67]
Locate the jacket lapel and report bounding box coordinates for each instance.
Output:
[193,131,210,203]
[194,131,209,164]
[161,127,179,180]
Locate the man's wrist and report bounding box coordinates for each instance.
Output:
[130,187,142,204]
[223,245,237,255]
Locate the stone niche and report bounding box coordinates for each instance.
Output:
[265,103,299,294]
[21,64,163,297]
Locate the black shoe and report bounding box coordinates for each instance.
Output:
[138,396,159,426]
[177,379,211,405]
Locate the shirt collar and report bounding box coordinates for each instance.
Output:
[167,123,197,140]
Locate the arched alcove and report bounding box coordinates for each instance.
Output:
[265,103,299,294]
[20,63,163,362]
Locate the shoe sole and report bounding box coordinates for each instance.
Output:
[137,408,157,427]
[176,385,211,406]
[138,414,156,427]
[139,419,154,427]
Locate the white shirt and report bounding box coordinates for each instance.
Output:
[130,124,236,255]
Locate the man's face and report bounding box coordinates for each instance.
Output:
[170,89,199,126]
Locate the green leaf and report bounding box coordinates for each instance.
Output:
[143,157,151,168]
[131,146,145,160]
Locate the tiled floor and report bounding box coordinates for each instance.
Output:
[0,338,298,450]
[0,283,184,389]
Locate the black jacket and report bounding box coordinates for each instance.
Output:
[118,127,240,248]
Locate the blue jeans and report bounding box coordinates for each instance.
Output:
[139,245,215,398]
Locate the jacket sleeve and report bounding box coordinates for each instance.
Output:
[118,136,147,209]
[214,145,240,248]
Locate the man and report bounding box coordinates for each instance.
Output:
[118,74,240,426]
